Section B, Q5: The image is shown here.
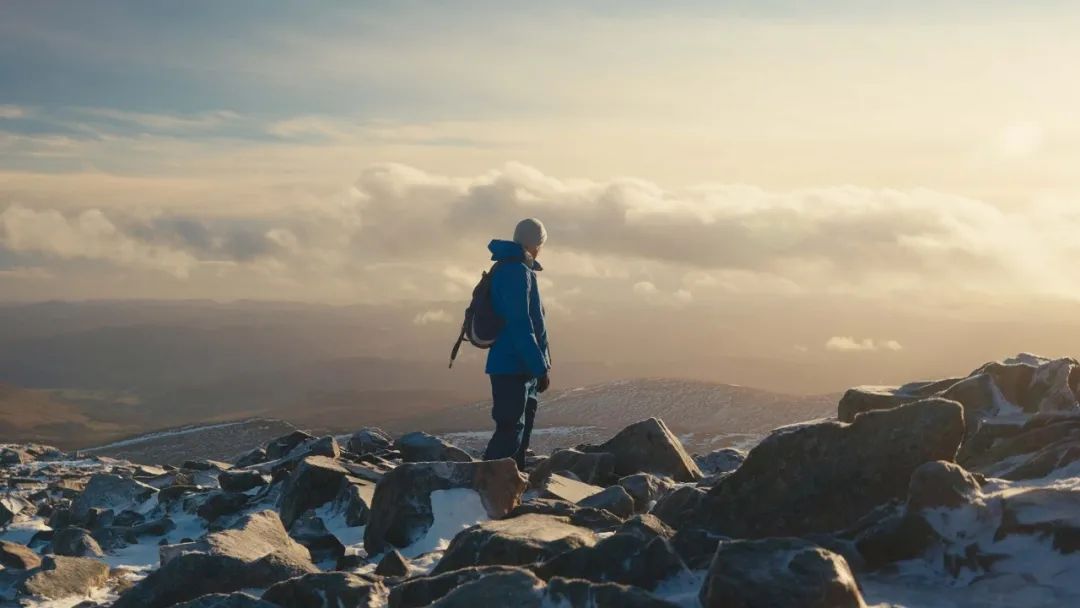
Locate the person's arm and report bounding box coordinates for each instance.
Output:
[493,265,549,378]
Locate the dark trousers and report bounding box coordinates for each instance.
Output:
[484,373,539,470]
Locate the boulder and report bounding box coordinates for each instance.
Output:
[576,485,634,519]
[693,448,747,476]
[535,472,604,504]
[0,495,30,526]
[389,565,526,608]
[197,491,250,522]
[173,594,279,608]
[184,459,232,472]
[279,456,350,528]
[699,538,866,608]
[618,514,676,541]
[234,447,268,468]
[432,514,598,574]
[375,549,410,577]
[535,532,687,590]
[545,577,679,607]
[907,461,983,511]
[112,510,317,608]
[218,470,267,493]
[528,448,616,487]
[266,431,315,460]
[288,512,346,562]
[618,473,674,513]
[650,485,706,529]
[18,555,111,600]
[671,527,727,570]
[509,498,623,531]
[850,506,937,570]
[364,459,526,555]
[333,481,371,527]
[51,527,104,558]
[429,569,543,607]
[71,474,157,522]
[347,427,394,455]
[261,572,386,608]
[580,418,702,482]
[394,432,473,463]
[697,399,964,538]
[0,540,42,569]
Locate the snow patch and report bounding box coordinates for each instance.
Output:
[400,488,489,559]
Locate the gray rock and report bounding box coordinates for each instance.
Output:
[907,460,983,511]
[347,427,394,455]
[112,510,317,608]
[618,514,676,541]
[234,448,268,468]
[545,577,680,607]
[429,569,542,607]
[0,540,42,569]
[0,495,30,527]
[528,448,616,487]
[693,448,747,476]
[71,474,157,522]
[433,514,597,574]
[279,455,350,528]
[266,431,315,460]
[535,472,605,504]
[699,538,866,608]
[18,555,111,600]
[535,532,687,590]
[51,527,104,558]
[388,566,526,608]
[218,470,267,493]
[509,498,624,531]
[261,572,386,608]
[671,527,728,570]
[851,506,937,570]
[333,481,371,527]
[650,485,706,529]
[579,418,702,482]
[697,399,965,538]
[577,485,635,519]
[375,549,410,577]
[394,432,473,463]
[172,594,279,608]
[288,512,345,563]
[618,473,675,514]
[197,491,250,522]
[364,459,526,555]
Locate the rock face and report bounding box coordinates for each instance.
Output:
[580,418,702,482]
[394,432,473,463]
[18,555,111,600]
[364,459,526,555]
[278,455,350,527]
[699,538,866,608]
[70,474,157,521]
[696,399,964,538]
[261,572,386,608]
[112,510,317,608]
[433,513,598,573]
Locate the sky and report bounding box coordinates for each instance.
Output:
[2,1,1080,378]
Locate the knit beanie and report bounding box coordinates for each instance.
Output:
[513,218,548,249]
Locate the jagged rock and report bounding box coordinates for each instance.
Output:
[134,517,176,537]
[838,380,946,422]
[429,569,542,607]
[693,448,747,476]
[333,481,371,527]
[850,505,937,570]
[432,514,598,574]
[218,470,267,493]
[307,436,341,459]
[535,532,687,590]
[418,568,679,608]
[0,540,42,569]
[279,455,350,528]
[528,448,616,487]
[509,498,623,531]
[394,432,472,463]
[650,485,706,528]
[71,474,157,521]
[261,572,386,608]
[618,514,676,541]
[966,416,1080,478]
[173,594,279,608]
[671,526,727,570]
[375,549,410,577]
[0,446,32,465]
[907,460,983,511]
[618,473,674,513]
[112,510,317,608]
[197,491,249,522]
[699,538,866,608]
[158,485,201,504]
[579,418,702,482]
[288,512,345,562]
[545,577,679,607]
[697,399,965,538]
[184,459,232,472]
[51,527,105,558]
[347,428,394,455]
[234,448,268,468]
[388,566,525,608]
[364,459,526,555]
[577,484,634,519]
[18,555,111,600]
[535,472,604,504]
[266,431,315,460]
[0,495,30,526]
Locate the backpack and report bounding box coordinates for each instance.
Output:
[448,262,505,368]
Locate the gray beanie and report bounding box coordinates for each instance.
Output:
[513,217,548,249]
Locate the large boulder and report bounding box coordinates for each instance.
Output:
[509,498,624,531]
[197,491,250,522]
[18,555,111,600]
[266,431,315,460]
[576,485,635,519]
[907,460,983,511]
[51,527,105,558]
[580,418,702,482]
[112,510,317,608]
[394,432,473,463]
[70,474,157,522]
[288,512,346,563]
[279,455,351,527]
[433,513,597,573]
[535,531,687,590]
[528,448,616,487]
[347,427,394,455]
[388,566,525,608]
[650,485,706,529]
[364,459,526,555]
[697,399,964,538]
[699,538,866,608]
[618,473,675,513]
[261,572,386,608]
[218,469,267,493]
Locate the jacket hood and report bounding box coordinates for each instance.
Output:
[488,239,543,270]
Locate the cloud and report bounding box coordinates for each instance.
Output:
[825,337,903,352]
[633,281,658,296]
[413,309,453,325]
[0,105,27,119]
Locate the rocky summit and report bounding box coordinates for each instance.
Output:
[0,353,1079,607]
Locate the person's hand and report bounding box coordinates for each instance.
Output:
[537,374,551,394]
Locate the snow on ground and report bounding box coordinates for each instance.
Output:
[401,488,489,559]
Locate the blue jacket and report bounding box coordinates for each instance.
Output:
[484,239,551,378]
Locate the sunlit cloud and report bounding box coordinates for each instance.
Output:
[825,337,903,352]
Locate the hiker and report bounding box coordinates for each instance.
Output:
[482,218,551,470]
